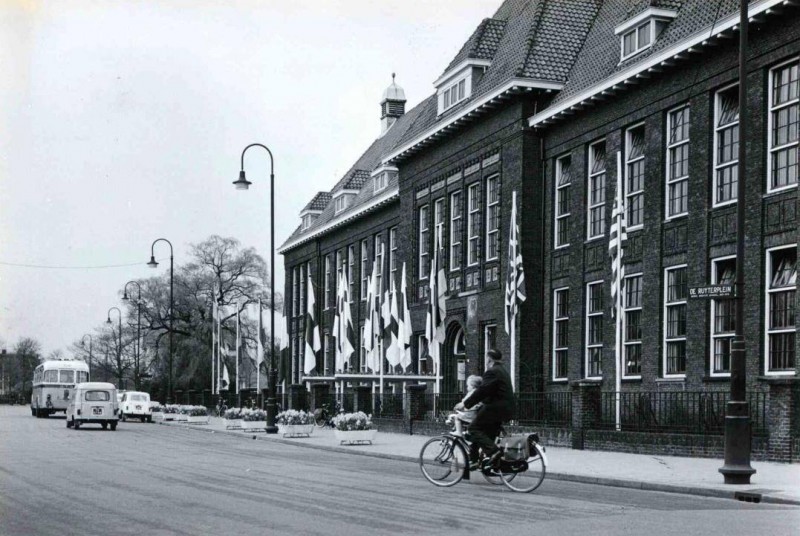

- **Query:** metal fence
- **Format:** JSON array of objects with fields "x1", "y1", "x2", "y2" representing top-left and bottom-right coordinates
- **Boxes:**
[
  {"x1": 516, "y1": 391, "x2": 572, "y2": 427},
  {"x1": 597, "y1": 391, "x2": 768, "y2": 435}
]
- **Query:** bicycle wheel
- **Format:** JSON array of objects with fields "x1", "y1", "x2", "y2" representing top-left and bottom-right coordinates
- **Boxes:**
[
  {"x1": 419, "y1": 436, "x2": 467, "y2": 487},
  {"x1": 499, "y1": 444, "x2": 546, "y2": 493}
]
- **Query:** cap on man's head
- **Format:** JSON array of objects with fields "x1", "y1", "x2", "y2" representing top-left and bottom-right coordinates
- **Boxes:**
[{"x1": 486, "y1": 348, "x2": 503, "y2": 361}]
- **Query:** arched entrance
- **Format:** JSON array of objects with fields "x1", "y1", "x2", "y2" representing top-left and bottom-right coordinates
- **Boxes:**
[{"x1": 442, "y1": 322, "x2": 465, "y2": 402}]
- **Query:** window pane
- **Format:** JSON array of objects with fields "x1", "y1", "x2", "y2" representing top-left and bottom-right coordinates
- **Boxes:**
[
  {"x1": 666, "y1": 341, "x2": 686, "y2": 375},
  {"x1": 625, "y1": 345, "x2": 641, "y2": 375},
  {"x1": 669, "y1": 107, "x2": 690, "y2": 144},
  {"x1": 718, "y1": 88, "x2": 739, "y2": 126},
  {"x1": 771, "y1": 249, "x2": 797, "y2": 288},
  {"x1": 769, "y1": 332, "x2": 796, "y2": 371},
  {"x1": 637, "y1": 24, "x2": 650, "y2": 47},
  {"x1": 59, "y1": 370, "x2": 75, "y2": 383},
  {"x1": 667, "y1": 305, "x2": 686, "y2": 338},
  {"x1": 667, "y1": 267, "x2": 687, "y2": 301},
  {"x1": 773, "y1": 61, "x2": 799, "y2": 107},
  {"x1": 770, "y1": 291, "x2": 796, "y2": 329}
]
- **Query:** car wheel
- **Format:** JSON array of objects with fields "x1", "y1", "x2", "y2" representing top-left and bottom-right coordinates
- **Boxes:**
[
  {"x1": 74, "y1": 420, "x2": 81, "y2": 429},
  {"x1": 110, "y1": 422, "x2": 117, "y2": 431},
  {"x1": 66, "y1": 418, "x2": 72, "y2": 428},
  {"x1": 101, "y1": 422, "x2": 108, "y2": 430}
]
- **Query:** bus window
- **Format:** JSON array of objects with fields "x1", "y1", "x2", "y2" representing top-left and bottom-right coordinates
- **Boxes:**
[
  {"x1": 76, "y1": 371, "x2": 89, "y2": 383},
  {"x1": 60, "y1": 370, "x2": 75, "y2": 383},
  {"x1": 44, "y1": 370, "x2": 58, "y2": 383},
  {"x1": 85, "y1": 391, "x2": 110, "y2": 402}
]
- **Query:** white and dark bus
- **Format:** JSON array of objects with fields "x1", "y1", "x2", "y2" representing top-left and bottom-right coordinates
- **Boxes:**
[{"x1": 31, "y1": 360, "x2": 90, "y2": 418}]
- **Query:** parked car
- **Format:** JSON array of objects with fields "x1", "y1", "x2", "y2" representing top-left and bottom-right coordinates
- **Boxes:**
[
  {"x1": 66, "y1": 382, "x2": 119, "y2": 430},
  {"x1": 119, "y1": 391, "x2": 152, "y2": 423}
]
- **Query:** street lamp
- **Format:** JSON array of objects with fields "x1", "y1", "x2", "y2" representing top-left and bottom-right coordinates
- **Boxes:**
[
  {"x1": 123, "y1": 281, "x2": 143, "y2": 390},
  {"x1": 235, "y1": 143, "x2": 278, "y2": 434},
  {"x1": 80, "y1": 334, "x2": 93, "y2": 380},
  {"x1": 107, "y1": 307, "x2": 122, "y2": 387},
  {"x1": 147, "y1": 239, "x2": 174, "y2": 404}
]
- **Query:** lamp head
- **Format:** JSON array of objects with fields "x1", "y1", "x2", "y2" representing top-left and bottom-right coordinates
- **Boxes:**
[
  {"x1": 106, "y1": 318, "x2": 112, "y2": 325},
  {"x1": 147, "y1": 256, "x2": 158, "y2": 268},
  {"x1": 122, "y1": 291, "x2": 129, "y2": 301},
  {"x1": 233, "y1": 170, "x2": 252, "y2": 190}
]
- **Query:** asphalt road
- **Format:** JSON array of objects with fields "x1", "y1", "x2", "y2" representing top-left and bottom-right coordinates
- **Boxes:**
[{"x1": 1, "y1": 406, "x2": 797, "y2": 536}]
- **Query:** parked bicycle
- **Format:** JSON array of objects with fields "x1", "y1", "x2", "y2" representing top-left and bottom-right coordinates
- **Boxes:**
[
  {"x1": 418, "y1": 411, "x2": 547, "y2": 493},
  {"x1": 313, "y1": 401, "x2": 342, "y2": 427}
]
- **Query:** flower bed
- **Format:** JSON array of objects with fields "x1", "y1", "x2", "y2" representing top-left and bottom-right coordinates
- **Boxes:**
[
  {"x1": 276, "y1": 409, "x2": 314, "y2": 437},
  {"x1": 332, "y1": 411, "x2": 376, "y2": 445},
  {"x1": 181, "y1": 405, "x2": 209, "y2": 424},
  {"x1": 162, "y1": 404, "x2": 180, "y2": 421},
  {"x1": 224, "y1": 408, "x2": 266, "y2": 431}
]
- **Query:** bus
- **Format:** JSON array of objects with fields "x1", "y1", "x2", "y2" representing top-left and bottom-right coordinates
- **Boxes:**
[{"x1": 31, "y1": 360, "x2": 90, "y2": 418}]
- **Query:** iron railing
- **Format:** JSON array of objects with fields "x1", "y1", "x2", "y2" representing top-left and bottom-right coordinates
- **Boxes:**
[{"x1": 516, "y1": 391, "x2": 572, "y2": 427}]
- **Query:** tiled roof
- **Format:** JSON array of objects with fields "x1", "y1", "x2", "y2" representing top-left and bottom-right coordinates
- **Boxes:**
[
  {"x1": 302, "y1": 192, "x2": 332, "y2": 213},
  {"x1": 550, "y1": 0, "x2": 741, "y2": 107},
  {"x1": 342, "y1": 169, "x2": 371, "y2": 190},
  {"x1": 441, "y1": 18, "x2": 508, "y2": 76}
]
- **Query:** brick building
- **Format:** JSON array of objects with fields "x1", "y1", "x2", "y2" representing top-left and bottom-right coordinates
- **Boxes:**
[{"x1": 280, "y1": 0, "x2": 797, "y2": 455}]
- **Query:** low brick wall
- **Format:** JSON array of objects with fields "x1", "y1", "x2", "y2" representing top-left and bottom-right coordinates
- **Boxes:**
[{"x1": 584, "y1": 430, "x2": 770, "y2": 460}]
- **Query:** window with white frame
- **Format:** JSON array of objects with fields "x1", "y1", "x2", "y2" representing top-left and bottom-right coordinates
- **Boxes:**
[
  {"x1": 666, "y1": 105, "x2": 690, "y2": 218},
  {"x1": 360, "y1": 325, "x2": 367, "y2": 373},
  {"x1": 418, "y1": 335, "x2": 430, "y2": 374},
  {"x1": 348, "y1": 245, "x2": 355, "y2": 296},
  {"x1": 553, "y1": 288, "x2": 569, "y2": 380},
  {"x1": 299, "y1": 264, "x2": 306, "y2": 314},
  {"x1": 585, "y1": 281, "x2": 603, "y2": 378},
  {"x1": 292, "y1": 266, "x2": 300, "y2": 317},
  {"x1": 484, "y1": 323, "x2": 497, "y2": 370},
  {"x1": 434, "y1": 198, "x2": 446, "y2": 251},
  {"x1": 555, "y1": 155, "x2": 572, "y2": 248},
  {"x1": 419, "y1": 204, "x2": 430, "y2": 279},
  {"x1": 390, "y1": 226, "x2": 398, "y2": 283},
  {"x1": 623, "y1": 274, "x2": 642, "y2": 376},
  {"x1": 664, "y1": 266, "x2": 687, "y2": 376},
  {"x1": 323, "y1": 333, "x2": 331, "y2": 375},
  {"x1": 374, "y1": 233, "x2": 385, "y2": 295},
  {"x1": 766, "y1": 246, "x2": 796, "y2": 374},
  {"x1": 334, "y1": 194, "x2": 353, "y2": 214},
  {"x1": 467, "y1": 183, "x2": 481, "y2": 266},
  {"x1": 324, "y1": 255, "x2": 332, "y2": 309},
  {"x1": 714, "y1": 84, "x2": 740, "y2": 206},
  {"x1": 301, "y1": 214, "x2": 314, "y2": 230},
  {"x1": 621, "y1": 21, "x2": 652, "y2": 59},
  {"x1": 485, "y1": 174, "x2": 500, "y2": 261},
  {"x1": 450, "y1": 191, "x2": 463, "y2": 271},
  {"x1": 711, "y1": 257, "x2": 736, "y2": 375},
  {"x1": 442, "y1": 78, "x2": 466, "y2": 112},
  {"x1": 374, "y1": 171, "x2": 389, "y2": 193},
  {"x1": 588, "y1": 141, "x2": 607, "y2": 239},
  {"x1": 361, "y1": 239, "x2": 369, "y2": 300},
  {"x1": 768, "y1": 59, "x2": 799, "y2": 192},
  {"x1": 625, "y1": 124, "x2": 645, "y2": 228}
]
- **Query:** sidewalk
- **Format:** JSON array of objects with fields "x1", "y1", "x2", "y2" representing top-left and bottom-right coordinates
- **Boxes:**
[{"x1": 162, "y1": 417, "x2": 800, "y2": 506}]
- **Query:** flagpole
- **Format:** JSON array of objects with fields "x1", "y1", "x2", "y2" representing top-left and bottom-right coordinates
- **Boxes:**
[
  {"x1": 510, "y1": 191, "x2": 517, "y2": 390},
  {"x1": 257, "y1": 299, "x2": 262, "y2": 394},
  {"x1": 615, "y1": 151, "x2": 623, "y2": 431},
  {"x1": 236, "y1": 301, "x2": 240, "y2": 397},
  {"x1": 211, "y1": 297, "x2": 216, "y2": 396}
]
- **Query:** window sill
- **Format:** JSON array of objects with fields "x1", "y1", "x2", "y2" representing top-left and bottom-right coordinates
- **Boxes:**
[
  {"x1": 763, "y1": 185, "x2": 798, "y2": 198},
  {"x1": 621, "y1": 377, "x2": 642, "y2": 383},
  {"x1": 656, "y1": 376, "x2": 685, "y2": 382},
  {"x1": 664, "y1": 214, "x2": 688, "y2": 224},
  {"x1": 703, "y1": 375, "x2": 731, "y2": 382}
]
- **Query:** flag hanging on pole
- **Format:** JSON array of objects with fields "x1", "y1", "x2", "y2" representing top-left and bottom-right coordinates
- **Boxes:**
[
  {"x1": 220, "y1": 362, "x2": 230, "y2": 391},
  {"x1": 363, "y1": 272, "x2": 374, "y2": 366},
  {"x1": 333, "y1": 271, "x2": 356, "y2": 372},
  {"x1": 397, "y1": 262, "x2": 413, "y2": 370},
  {"x1": 257, "y1": 299, "x2": 264, "y2": 392},
  {"x1": 504, "y1": 190, "x2": 526, "y2": 334},
  {"x1": 386, "y1": 275, "x2": 401, "y2": 367},
  {"x1": 277, "y1": 307, "x2": 291, "y2": 385},
  {"x1": 368, "y1": 259, "x2": 381, "y2": 373},
  {"x1": 304, "y1": 271, "x2": 321, "y2": 375},
  {"x1": 425, "y1": 228, "x2": 446, "y2": 370},
  {"x1": 610, "y1": 151, "x2": 628, "y2": 431}
]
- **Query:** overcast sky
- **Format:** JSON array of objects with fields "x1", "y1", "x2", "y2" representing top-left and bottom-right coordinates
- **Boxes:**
[{"x1": 0, "y1": 0, "x2": 499, "y2": 356}]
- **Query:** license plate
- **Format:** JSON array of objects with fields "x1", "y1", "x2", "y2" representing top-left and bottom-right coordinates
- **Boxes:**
[{"x1": 92, "y1": 407, "x2": 103, "y2": 415}]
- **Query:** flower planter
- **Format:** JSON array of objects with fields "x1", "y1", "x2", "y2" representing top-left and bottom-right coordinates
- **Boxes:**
[
  {"x1": 225, "y1": 419, "x2": 244, "y2": 430},
  {"x1": 187, "y1": 415, "x2": 209, "y2": 425},
  {"x1": 334, "y1": 429, "x2": 377, "y2": 445},
  {"x1": 175, "y1": 413, "x2": 188, "y2": 422},
  {"x1": 242, "y1": 420, "x2": 266, "y2": 432},
  {"x1": 152, "y1": 412, "x2": 165, "y2": 422},
  {"x1": 163, "y1": 413, "x2": 177, "y2": 421},
  {"x1": 278, "y1": 424, "x2": 314, "y2": 438}
]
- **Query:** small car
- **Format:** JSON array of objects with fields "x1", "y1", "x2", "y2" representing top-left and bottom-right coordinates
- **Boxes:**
[
  {"x1": 119, "y1": 391, "x2": 152, "y2": 423},
  {"x1": 67, "y1": 382, "x2": 119, "y2": 431}
]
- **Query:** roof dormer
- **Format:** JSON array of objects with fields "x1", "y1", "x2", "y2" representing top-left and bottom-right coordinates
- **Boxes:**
[
  {"x1": 434, "y1": 59, "x2": 491, "y2": 116},
  {"x1": 299, "y1": 191, "x2": 331, "y2": 231},
  {"x1": 332, "y1": 188, "x2": 358, "y2": 214},
  {"x1": 371, "y1": 164, "x2": 398, "y2": 194},
  {"x1": 615, "y1": 7, "x2": 677, "y2": 61}
]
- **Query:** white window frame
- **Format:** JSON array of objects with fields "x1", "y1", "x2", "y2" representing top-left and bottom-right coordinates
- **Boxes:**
[
  {"x1": 434, "y1": 198, "x2": 446, "y2": 251},
  {"x1": 334, "y1": 195, "x2": 350, "y2": 214},
  {"x1": 554, "y1": 155, "x2": 572, "y2": 249},
  {"x1": 483, "y1": 323, "x2": 497, "y2": 370},
  {"x1": 360, "y1": 239, "x2": 369, "y2": 301},
  {"x1": 665, "y1": 105, "x2": 690, "y2": 220},
  {"x1": 625, "y1": 123, "x2": 645, "y2": 230},
  {"x1": 663, "y1": 265, "x2": 688, "y2": 378},
  {"x1": 767, "y1": 57, "x2": 799, "y2": 194},
  {"x1": 348, "y1": 245, "x2": 355, "y2": 297},
  {"x1": 713, "y1": 83, "x2": 740, "y2": 208},
  {"x1": 374, "y1": 171, "x2": 388, "y2": 193},
  {"x1": 467, "y1": 183, "x2": 480, "y2": 266},
  {"x1": 374, "y1": 234, "x2": 384, "y2": 296},
  {"x1": 710, "y1": 255, "x2": 736, "y2": 377},
  {"x1": 323, "y1": 333, "x2": 331, "y2": 375},
  {"x1": 419, "y1": 204, "x2": 430, "y2": 279},
  {"x1": 441, "y1": 77, "x2": 467, "y2": 112},
  {"x1": 417, "y1": 334, "x2": 429, "y2": 375},
  {"x1": 360, "y1": 325, "x2": 367, "y2": 373},
  {"x1": 620, "y1": 21, "x2": 653, "y2": 60},
  {"x1": 622, "y1": 273, "x2": 643, "y2": 379},
  {"x1": 299, "y1": 263, "x2": 306, "y2": 314},
  {"x1": 301, "y1": 214, "x2": 313, "y2": 230},
  {"x1": 764, "y1": 245, "x2": 797, "y2": 376},
  {"x1": 292, "y1": 267, "x2": 299, "y2": 317},
  {"x1": 585, "y1": 281, "x2": 604, "y2": 380},
  {"x1": 450, "y1": 191, "x2": 462, "y2": 272},
  {"x1": 485, "y1": 174, "x2": 500, "y2": 262},
  {"x1": 552, "y1": 287, "x2": 569, "y2": 381},
  {"x1": 389, "y1": 226, "x2": 398, "y2": 283},
  {"x1": 587, "y1": 140, "x2": 607, "y2": 240},
  {"x1": 324, "y1": 255, "x2": 332, "y2": 309}
]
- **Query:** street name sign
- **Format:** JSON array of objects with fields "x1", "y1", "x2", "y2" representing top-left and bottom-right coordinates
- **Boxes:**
[{"x1": 688, "y1": 284, "x2": 734, "y2": 299}]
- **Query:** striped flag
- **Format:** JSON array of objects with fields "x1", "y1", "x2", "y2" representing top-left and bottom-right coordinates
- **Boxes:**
[
  {"x1": 220, "y1": 362, "x2": 230, "y2": 391},
  {"x1": 333, "y1": 271, "x2": 355, "y2": 371},
  {"x1": 397, "y1": 262, "x2": 413, "y2": 370},
  {"x1": 425, "y1": 228, "x2": 446, "y2": 368},
  {"x1": 386, "y1": 275, "x2": 401, "y2": 367},
  {"x1": 609, "y1": 152, "x2": 627, "y2": 320},
  {"x1": 504, "y1": 190, "x2": 527, "y2": 334},
  {"x1": 304, "y1": 271, "x2": 321, "y2": 374}
]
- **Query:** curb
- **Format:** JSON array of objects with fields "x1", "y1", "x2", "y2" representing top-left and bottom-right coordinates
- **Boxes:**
[{"x1": 160, "y1": 421, "x2": 800, "y2": 506}]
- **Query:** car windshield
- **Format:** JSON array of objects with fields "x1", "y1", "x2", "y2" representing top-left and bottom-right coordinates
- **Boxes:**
[
  {"x1": 131, "y1": 395, "x2": 147, "y2": 401},
  {"x1": 85, "y1": 391, "x2": 111, "y2": 402}
]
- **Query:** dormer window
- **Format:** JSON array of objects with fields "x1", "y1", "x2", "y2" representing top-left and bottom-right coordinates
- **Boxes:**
[
  {"x1": 371, "y1": 165, "x2": 398, "y2": 193},
  {"x1": 615, "y1": 7, "x2": 677, "y2": 61},
  {"x1": 434, "y1": 59, "x2": 489, "y2": 116},
  {"x1": 332, "y1": 189, "x2": 358, "y2": 214},
  {"x1": 443, "y1": 78, "x2": 466, "y2": 111},
  {"x1": 301, "y1": 214, "x2": 314, "y2": 230}
]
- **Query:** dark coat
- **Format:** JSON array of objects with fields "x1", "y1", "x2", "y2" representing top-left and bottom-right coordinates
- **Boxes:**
[{"x1": 462, "y1": 362, "x2": 515, "y2": 421}]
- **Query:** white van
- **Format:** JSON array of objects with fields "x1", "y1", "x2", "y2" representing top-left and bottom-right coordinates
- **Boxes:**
[
  {"x1": 67, "y1": 382, "x2": 119, "y2": 431},
  {"x1": 119, "y1": 391, "x2": 152, "y2": 422}
]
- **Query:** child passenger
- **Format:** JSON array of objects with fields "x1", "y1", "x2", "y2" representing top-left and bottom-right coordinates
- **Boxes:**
[{"x1": 457, "y1": 375, "x2": 484, "y2": 424}]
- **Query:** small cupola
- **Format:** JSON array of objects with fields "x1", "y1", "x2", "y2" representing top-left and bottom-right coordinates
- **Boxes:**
[{"x1": 380, "y1": 73, "x2": 406, "y2": 135}]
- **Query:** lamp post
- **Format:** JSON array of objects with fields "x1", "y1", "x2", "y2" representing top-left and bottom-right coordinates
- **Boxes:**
[
  {"x1": 80, "y1": 334, "x2": 93, "y2": 380},
  {"x1": 123, "y1": 281, "x2": 143, "y2": 390},
  {"x1": 106, "y1": 307, "x2": 122, "y2": 388},
  {"x1": 147, "y1": 239, "x2": 174, "y2": 404},
  {"x1": 234, "y1": 143, "x2": 278, "y2": 434}
]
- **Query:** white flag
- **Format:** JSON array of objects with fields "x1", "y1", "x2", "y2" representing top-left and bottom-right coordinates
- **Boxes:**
[{"x1": 304, "y1": 271, "x2": 321, "y2": 375}]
